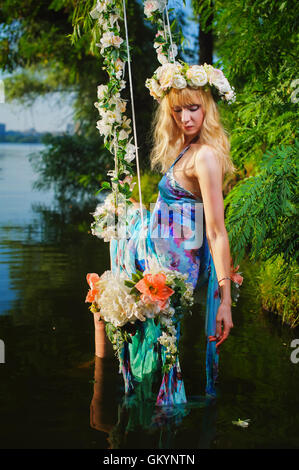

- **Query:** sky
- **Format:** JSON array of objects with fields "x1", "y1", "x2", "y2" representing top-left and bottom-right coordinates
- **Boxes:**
[{"x1": 0, "y1": 0, "x2": 197, "y2": 133}]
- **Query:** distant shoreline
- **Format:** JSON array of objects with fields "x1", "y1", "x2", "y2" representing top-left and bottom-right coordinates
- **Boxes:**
[
  {"x1": 0, "y1": 141, "x2": 44, "y2": 143},
  {"x1": 0, "y1": 136, "x2": 45, "y2": 144},
  {"x1": 0, "y1": 132, "x2": 70, "y2": 144},
  {"x1": 0, "y1": 141, "x2": 45, "y2": 146}
]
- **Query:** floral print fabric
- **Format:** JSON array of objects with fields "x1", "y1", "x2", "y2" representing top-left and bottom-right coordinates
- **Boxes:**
[{"x1": 110, "y1": 143, "x2": 221, "y2": 404}]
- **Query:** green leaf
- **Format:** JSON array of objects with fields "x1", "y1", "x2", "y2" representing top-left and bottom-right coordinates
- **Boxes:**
[
  {"x1": 170, "y1": 19, "x2": 177, "y2": 31},
  {"x1": 132, "y1": 272, "x2": 144, "y2": 282},
  {"x1": 124, "y1": 280, "x2": 136, "y2": 288},
  {"x1": 127, "y1": 335, "x2": 132, "y2": 344},
  {"x1": 129, "y1": 287, "x2": 140, "y2": 296}
]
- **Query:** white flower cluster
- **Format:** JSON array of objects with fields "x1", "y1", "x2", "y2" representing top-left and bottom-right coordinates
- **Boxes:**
[
  {"x1": 91, "y1": 174, "x2": 138, "y2": 241},
  {"x1": 89, "y1": 263, "x2": 195, "y2": 372},
  {"x1": 146, "y1": 62, "x2": 236, "y2": 103},
  {"x1": 97, "y1": 191, "x2": 127, "y2": 214},
  {"x1": 95, "y1": 89, "x2": 136, "y2": 162},
  {"x1": 93, "y1": 270, "x2": 162, "y2": 327},
  {"x1": 90, "y1": 0, "x2": 136, "y2": 163},
  {"x1": 91, "y1": 2, "x2": 123, "y2": 54},
  {"x1": 181, "y1": 285, "x2": 194, "y2": 308},
  {"x1": 158, "y1": 329, "x2": 178, "y2": 371},
  {"x1": 90, "y1": 0, "x2": 115, "y2": 18},
  {"x1": 91, "y1": 223, "x2": 116, "y2": 242},
  {"x1": 91, "y1": 192, "x2": 127, "y2": 241},
  {"x1": 162, "y1": 268, "x2": 194, "y2": 307},
  {"x1": 159, "y1": 314, "x2": 176, "y2": 335},
  {"x1": 97, "y1": 30, "x2": 123, "y2": 54},
  {"x1": 158, "y1": 331, "x2": 177, "y2": 352},
  {"x1": 144, "y1": 0, "x2": 167, "y2": 18},
  {"x1": 153, "y1": 29, "x2": 178, "y2": 65},
  {"x1": 143, "y1": 2, "x2": 179, "y2": 67}
]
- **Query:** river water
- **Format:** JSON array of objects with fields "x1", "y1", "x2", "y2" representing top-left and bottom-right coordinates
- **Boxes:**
[{"x1": 0, "y1": 143, "x2": 298, "y2": 449}]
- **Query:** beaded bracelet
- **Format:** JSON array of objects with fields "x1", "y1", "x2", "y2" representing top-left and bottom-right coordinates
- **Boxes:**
[{"x1": 218, "y1": 277, "x2": 231, "y2": 285}]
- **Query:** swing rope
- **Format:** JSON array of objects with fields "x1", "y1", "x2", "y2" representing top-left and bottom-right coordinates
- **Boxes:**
[
  {"x1": 113, "y1": 1, "x2": 175, "y2": 275},
  {"x1": 122, "y1": 0, "x2": 149, "y2": 272},
  {"x1": 165, "y1": 7, "x2": 175, "y2": 62},
  {"x1": 112, "y1": 130, "x2": 121, "y2": 276}
]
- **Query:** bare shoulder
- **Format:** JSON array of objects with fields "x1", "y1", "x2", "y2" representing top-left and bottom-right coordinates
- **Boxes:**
[
  {"x1": 193, "y1": 144, "x2": 218, "y2": 163},
  {"x1": 192, "y1": 144, "x2": 221, "y2": 176}
]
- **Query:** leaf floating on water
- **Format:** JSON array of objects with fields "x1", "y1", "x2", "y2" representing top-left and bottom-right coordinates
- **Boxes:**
[{"x1": 232, "y1": 418, "x2": 251, "y2": 428}]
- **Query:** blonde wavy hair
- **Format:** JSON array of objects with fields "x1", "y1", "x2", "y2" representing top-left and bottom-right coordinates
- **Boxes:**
[{"x1": 149, "y1": 86, "x2": 236, "y2": 176}]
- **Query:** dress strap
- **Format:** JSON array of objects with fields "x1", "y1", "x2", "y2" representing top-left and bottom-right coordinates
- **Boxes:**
[
  {"x1": 169, "y1": 134, "x2": 200, "y2": 169},
  {"x1": 170, "y1": 144, "x2": 190, "y2": 168}
]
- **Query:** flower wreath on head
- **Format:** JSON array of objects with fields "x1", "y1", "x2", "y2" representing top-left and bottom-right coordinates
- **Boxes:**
[{"x1": 145, "y1": 61, "x2": 236, "y2": 104}]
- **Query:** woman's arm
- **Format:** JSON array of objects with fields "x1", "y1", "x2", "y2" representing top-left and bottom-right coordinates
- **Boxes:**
[{"x1": 193, "y1": 144, "x2": 233, "y2": 347}]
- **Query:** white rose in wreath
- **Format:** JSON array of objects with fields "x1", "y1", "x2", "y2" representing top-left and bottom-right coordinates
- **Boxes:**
[
  {"x1": 173, "y1": 73, "x2": 187, "y2": 89},
  {"x1": 186, "y1": 65, "x2": 208, "y2": 87}
]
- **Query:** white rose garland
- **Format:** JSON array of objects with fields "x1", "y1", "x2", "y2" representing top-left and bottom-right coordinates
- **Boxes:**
[
  {"x1": 146, "y1": 62, "x2": 236, "y2": 103},
  {"x1": 143, "y1": 2, "x2": 236, "y2": 104},
  {"x1": 89, "y1": 0, "x2": 138, "y2": 236}
]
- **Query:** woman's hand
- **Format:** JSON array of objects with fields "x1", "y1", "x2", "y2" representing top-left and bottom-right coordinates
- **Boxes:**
[{"x1": 209, "y1": 301, "x2": 233, "y2": 348}]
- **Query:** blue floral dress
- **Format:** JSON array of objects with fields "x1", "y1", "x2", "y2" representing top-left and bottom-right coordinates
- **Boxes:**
[{"x1": 110, "y1": 141, "x2": 221, "y2": 406}]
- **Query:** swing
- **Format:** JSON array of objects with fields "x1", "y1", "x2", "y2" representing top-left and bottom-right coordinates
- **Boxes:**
[{"x1": 86, "y1": 0, "x2": 242, "y2": 408}]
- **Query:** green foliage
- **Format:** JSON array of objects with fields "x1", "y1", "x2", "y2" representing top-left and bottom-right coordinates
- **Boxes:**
[
  {"x1": 0, "y1": 0, "x2": 159, "y2": 201},
  {"x1": 130, "y1": 171, "x2": 161, "y2": 208},
  {"x1": 197, "y1": 0, "x2": 298, "y2": 171},
  {"x1": 0, "y1": 0, "x2": 75, "y2": 72},
  {"x1": 4, "y1": 70, "x2": 55, "y2": 104},
  {"x1": 224, "y1": 140, "x2": 299, "y2": 266},
  {"x1": 194, "y1": 0, "x2": 299, "y2": 323},
  {"x1": 257, "y1": 255, "x2": 299, "y2": 328},
  {"x1": 69, "y1": 0, "x2": 158, "y2": 152},
  {"x1": 196, "y1": 1, "x2": 298, "y2": 262},
  {"x1": 0, "y1": 0, "x2": 107, "y2": 138},
  {"x1": 223, "y1": 70, "x2": 298, "y2": 171},
  {"x1": 29, "y1": 133, "x2": 111, "y2": 200}
]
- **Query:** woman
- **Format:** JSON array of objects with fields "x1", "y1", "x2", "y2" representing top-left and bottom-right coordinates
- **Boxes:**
[
  {"x1": 110, "y1": 63, "x2": 239, "y2": 406},
  {"x1": 151, "y1": 84, "x2": 235, "y2": 348}
]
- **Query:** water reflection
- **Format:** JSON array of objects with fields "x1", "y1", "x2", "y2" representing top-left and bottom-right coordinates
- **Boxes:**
[
  {"x1": 1, "y1": 143, "x2": 299, "y2": 449},
  {"x1": 0, "y1": 200, "x2": 107, "y2": 316},
  {"x1": 0, "y1": 142, "x2": 107, "y2": 316},
  {"x1": 90, "y1": 318, "x2": 218, "y2": 449}
]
